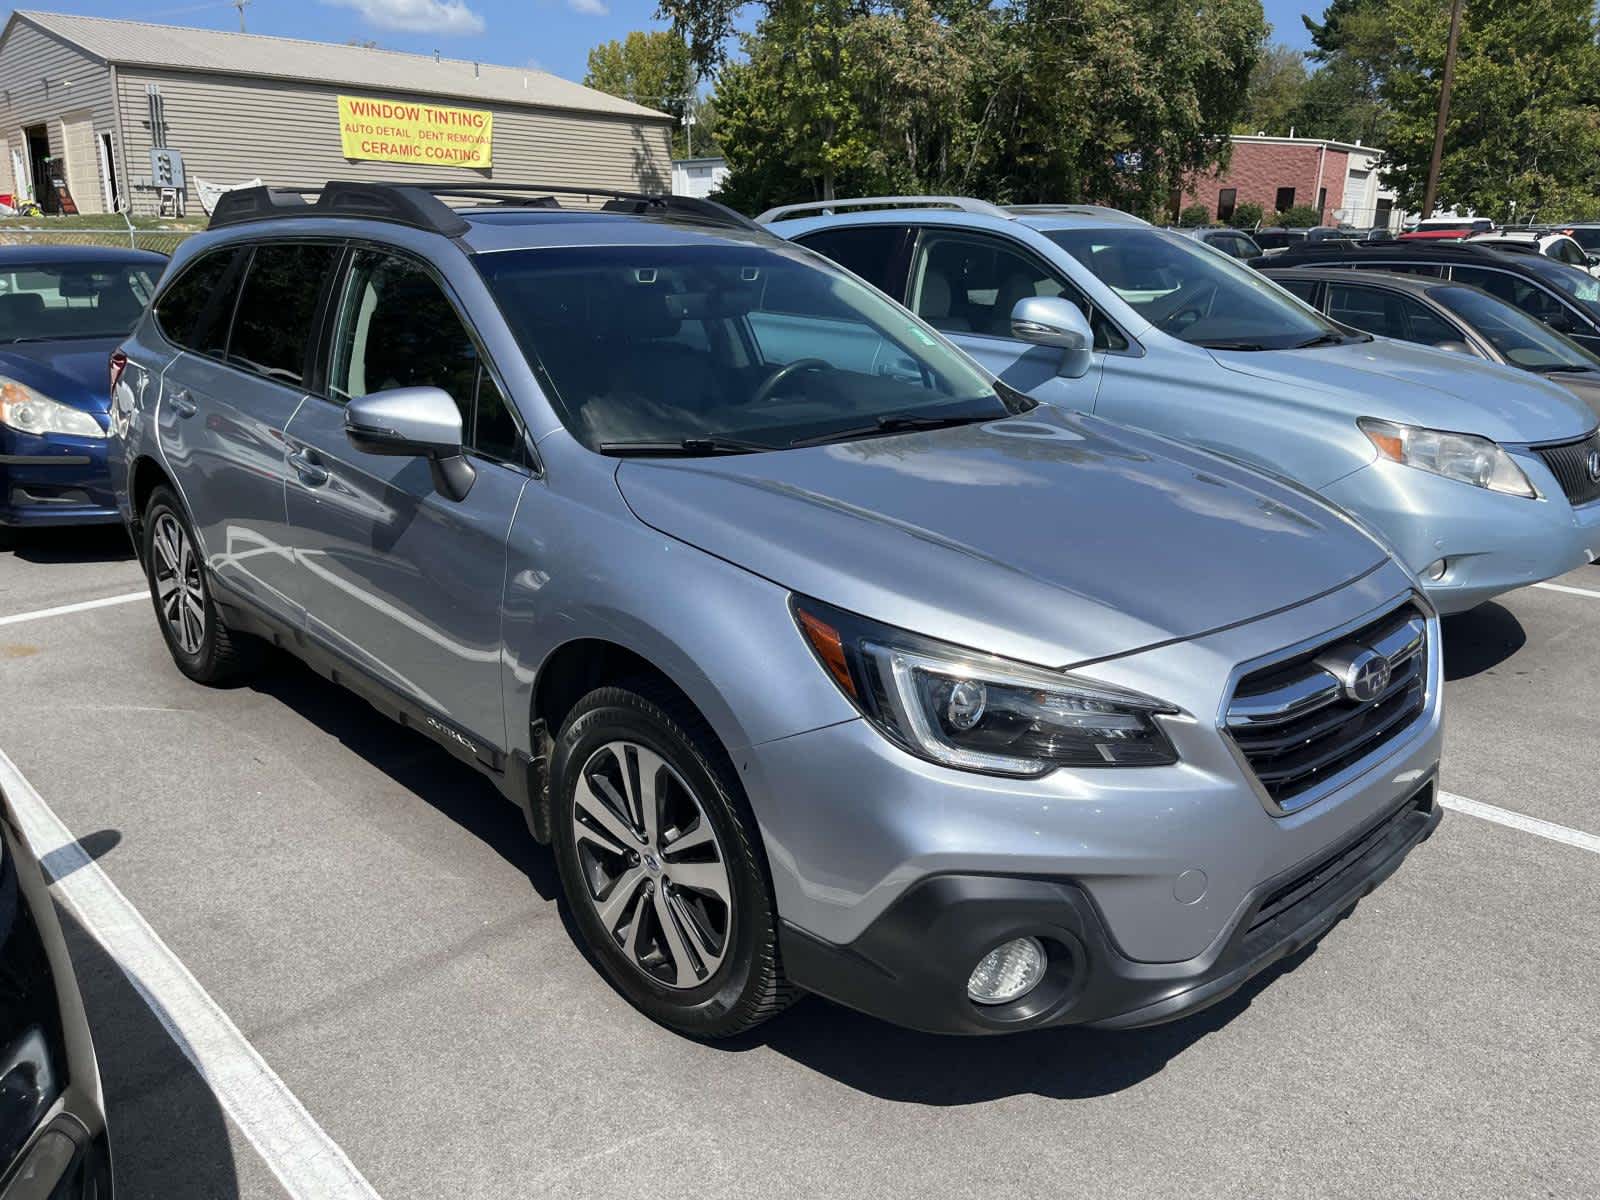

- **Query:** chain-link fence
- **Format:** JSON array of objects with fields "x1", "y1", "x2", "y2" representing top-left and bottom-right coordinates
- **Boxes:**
[{"x1": 0, "y1": 215, "x2": 200, "y2": 258}]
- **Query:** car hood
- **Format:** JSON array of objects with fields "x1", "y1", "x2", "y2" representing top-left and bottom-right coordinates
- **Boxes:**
[
  {"x1": 1546, "y1": 369, "x2": 1600, "y2": 422},
  {"x1": 615, "y1": 408, "x2": 1389, "y2": 667},
  {"x1": 0, "y1": 339, "x2": 119, "y2": 414},
  {"x1": 1208, "y1": 338, "x2": 1596, "y2": 445}
]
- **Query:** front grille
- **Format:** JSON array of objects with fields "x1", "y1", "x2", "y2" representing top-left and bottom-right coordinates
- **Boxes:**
[
  {"x1": 1225, "y1": 601, "x2": 1429, "y2": 811},
  {"x1": 1534, "y1": 430, "x2": 1600, "y2": 508}
]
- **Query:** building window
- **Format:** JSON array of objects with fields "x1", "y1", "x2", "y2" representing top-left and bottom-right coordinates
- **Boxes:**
[
  {"x1": 1217, "y1": 188, "x2": 1237, "y2": 222},
  {"x1": 1274, "y1": 187, "x2": 1296, "y2": 213},
  {"x1": 1317, "y1": 187, "x2": 1328, "y2": 219}
]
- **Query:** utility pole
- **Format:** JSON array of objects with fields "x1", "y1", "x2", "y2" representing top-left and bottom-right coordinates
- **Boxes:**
[
  {"x1": 1422, "y1": 0, "x2": 1464, "y2": 219},
  {"x1": 233, "y1": 0, "x2": 250, "y2": 32}
]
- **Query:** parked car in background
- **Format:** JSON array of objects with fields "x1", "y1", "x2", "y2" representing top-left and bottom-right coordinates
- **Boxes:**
[
  {"x1": 1171, "y1": 226, "x2": 1262, "y2": 260},
  {"x1": 112, "y1": 181, "x2": 1445, "y2": 1039},
  {"x1": 770, "y1": 197, "x2": 1600, "y2": 613},
  {"x1": 1264, "y1": 267, "x2": 1600, "y2": 417},
  {"x1": 1401, "y1": 217, "x2": 1493, "y2": 241},
  {"x1": 1257, "y1": 239, "x2": 1600, "y2": 356},
  {"x1": 1548, "y1": 223, "x2": 1600, "y2": 255},
  {"x1": 0, "y1": 778, "x2": 113, "y2": 1193},
  {"x1": 1468, "y1": 230, "x2": 1599, "y2": 276},
  {"x1": 0, "y1": 245, "x2": 165, "y2": 537},
  {"x1": 1250, "y1": 226, "x2": 1308, "y2": 256}
]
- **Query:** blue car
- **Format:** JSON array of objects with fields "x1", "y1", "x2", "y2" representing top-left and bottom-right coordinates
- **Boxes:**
[{"x1": 0, "y1": 244, "x2": 165, "y2": 531}]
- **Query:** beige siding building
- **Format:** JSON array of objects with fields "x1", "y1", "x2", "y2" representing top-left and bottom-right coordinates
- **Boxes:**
[{"x1": 0, "y1": 11, "x2": 674, "y2": 216}]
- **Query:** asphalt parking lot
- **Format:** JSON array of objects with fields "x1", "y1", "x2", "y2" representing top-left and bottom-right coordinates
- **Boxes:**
[{"x1": 1, "y1": 526, "x2": 1596, "y2": 1200}]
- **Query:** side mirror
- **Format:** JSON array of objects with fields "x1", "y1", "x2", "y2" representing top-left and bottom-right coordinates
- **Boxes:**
[
  {"x1": 1010, "y1": 295, "x2": 1094, "y2": 379},
  {"x1": 345, "y1": 386, "x2": 476, "y2": 502},
  {"x1": 1587, "y1": 253, "x2": 1600, "y2": 267},
  {"x1": 1431, "y1": 339, "x2": 1475, "y2": 356}
]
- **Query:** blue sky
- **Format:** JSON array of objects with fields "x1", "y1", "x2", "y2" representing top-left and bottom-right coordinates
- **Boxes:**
[{"x1": 18, "y1": 0, "x2": 1323, "y2": 84}]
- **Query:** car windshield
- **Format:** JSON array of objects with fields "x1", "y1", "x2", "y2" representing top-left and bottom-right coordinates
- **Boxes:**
[
  {"x1": 1044, "y1": 227, "x2": 1349, "y2": 350},
  {"x1": 1430, "y1": 285, "x2": 1600, "y2": 372},
  {"x1": 1514, "y1": 254, "x2": 1600, "y2": 322},
  {"x1": 474, "y1": 243, "x2": 1016, "y2": 452},
  {"x1": 0, "y1": 261, "x2": 158, "y2": 342}
]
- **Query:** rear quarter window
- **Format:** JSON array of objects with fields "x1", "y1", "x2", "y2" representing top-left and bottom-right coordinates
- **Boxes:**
[{"x1": 153, "y1": 247, "x2": 247, "y2": 357}]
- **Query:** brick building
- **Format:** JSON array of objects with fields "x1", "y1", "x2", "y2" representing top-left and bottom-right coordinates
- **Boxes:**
[{"x1": 1180, "y1": 135, "x2": 1400, "y2": 230}]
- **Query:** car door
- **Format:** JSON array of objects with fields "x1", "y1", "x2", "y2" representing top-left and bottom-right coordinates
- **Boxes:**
[
  {"x1": 903, "y1": 228, "x2": 1106, "y2": 406},
  {"x1": 282, "y1": 245, "x2": 532, "y2": 761},
  {"x1": 151, "y1": 242, "x2": 331, "y2": 625}
]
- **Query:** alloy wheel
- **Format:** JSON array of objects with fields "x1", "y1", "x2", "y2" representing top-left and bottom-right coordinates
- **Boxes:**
[
  {"x1": 571, "y1": 740, "x2": 733, "y2": 989},
  {"x1": 151, "y1": 512, "x2": 206, "y2": 655}
]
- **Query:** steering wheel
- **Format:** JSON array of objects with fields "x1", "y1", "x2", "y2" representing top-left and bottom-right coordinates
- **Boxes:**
[
  {"x1": 1152, "y1": 282, "x2": 1219, "y2": 332},
  {"x1": 753, "y1": 358, "x2": 830, "y2": 404}
]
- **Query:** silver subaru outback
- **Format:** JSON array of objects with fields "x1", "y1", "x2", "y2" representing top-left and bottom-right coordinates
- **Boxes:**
[{"x1": 109, "y1": 182, "x2": 1442, "y2": 1038}]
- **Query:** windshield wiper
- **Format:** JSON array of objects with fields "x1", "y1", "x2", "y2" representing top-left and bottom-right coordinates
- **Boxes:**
[
  {"x1": 597, "y1": 436, "x2": 776, "y2": 457},
  {"x1": 1293, "y1": 331, "x2": 1360, "y2": 348},
  {"x1": 789, "y1": 412, "x2": 994, "y2": 448},
  {"x1": 1195, "y1": 339, "x2": 1273, "y2": 351},
  {"x1": 1536, "y1": 363, "x2": 1596, "y2": 374}
]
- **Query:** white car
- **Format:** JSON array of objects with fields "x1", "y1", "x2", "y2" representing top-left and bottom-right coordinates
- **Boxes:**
[{"x1": 1470, "y1": 230, "x2": 1600, "y2": 277}]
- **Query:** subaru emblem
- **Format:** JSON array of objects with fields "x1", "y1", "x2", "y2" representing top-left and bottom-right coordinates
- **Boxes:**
[
  {"x1": 1587, "y1": 447, "x2": 1600, "y2": 483},
  {"x1": 1340, "y1": 649, "x2": 1391, "y2": 704}
]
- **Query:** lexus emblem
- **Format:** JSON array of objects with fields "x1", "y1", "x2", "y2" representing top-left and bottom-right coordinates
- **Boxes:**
[
  {"x1": 1341, "y1": 650, "x2": 1391, "y2": 704},
  {"x1": 1587, "y1": 447, "x2": 1600, "y2": 483}
]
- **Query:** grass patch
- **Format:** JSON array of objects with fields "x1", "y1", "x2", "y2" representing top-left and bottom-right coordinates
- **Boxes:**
[{"x1": 0, "y1": 213, "x2": 206, "y2": 231}]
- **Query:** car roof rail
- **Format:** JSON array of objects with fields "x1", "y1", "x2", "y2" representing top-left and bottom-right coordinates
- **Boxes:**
[
  {"x1": 754, "y1": 195, "x2": 1011, "y2": 224},
  {"x1": 1006, "y1": 204, "x2": 1150, "y2": 225},
  {"x1": 208, "y1": 180, "x2": 764, "y2": 236}
]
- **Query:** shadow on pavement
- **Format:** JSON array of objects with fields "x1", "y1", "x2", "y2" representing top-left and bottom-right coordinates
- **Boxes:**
[
  {"x1": 736, "y1": 936, "x2": 1328, "y2": 1103},
  {"x1": 247, "y1": 656, "x2": 561, "y2": 902},
  {"x1": 1441, "y1": 602, "x2": 1526, "y2": 681},
  {"x1": 3, "y1": 526, "x2": 134, "y2": 565},
  {"x1": 55, "y1": 904, "x2": 242, "y2": 1199}
]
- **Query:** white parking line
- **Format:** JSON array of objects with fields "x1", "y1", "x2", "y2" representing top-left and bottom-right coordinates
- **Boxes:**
[
  {"x1": 1440, "y1": 790, "x2": 1600, "y2": 855},
  {"x1": 0, "y1": 748, "x2": 383, "y2": 1200},
  {"x1": 1534, "y1": 580, "x2": 1600, "y2": 601},
  {"x1": 0, "y1": 591, "x2": 148, "y2": 627}
]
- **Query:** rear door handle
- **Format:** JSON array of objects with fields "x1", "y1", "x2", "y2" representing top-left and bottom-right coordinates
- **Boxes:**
[
  {"x1": 286, "y1": 448, "x2": 330, "y2": 488},
  {"x1": 169, "y1": 390, "x2": 197, "y2": 418}
]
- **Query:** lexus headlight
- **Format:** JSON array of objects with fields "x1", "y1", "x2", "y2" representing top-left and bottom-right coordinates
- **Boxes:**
[
  {"x1": 0, "y1": 378, "x2": 104, "y2": 439},
  {"x1": 793, "y1": 598, "x2": 1180, "y2": 776},
  {"x1": 1359, "y1": 418, "x2": 1534, "y2": 497}
]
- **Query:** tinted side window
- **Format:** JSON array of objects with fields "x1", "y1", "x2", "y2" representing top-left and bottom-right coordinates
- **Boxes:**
[
  {"x1": 1396, "y1": 296, "x2": 1464, "y2": 345},
  {"x1": 910, "y1": 231, "x2": 1127, "y2": 350},
  {"x1": 1328, "y1": 283, "x2": 1406, "y2": 338},
  {"x1": 1275, "y1": 276, "x2": 1320, "y2": 303},
  {"x1": 797, "y1": 226, "x2": 913, "y2": 299},
  {"x1": 154, "y1": 248, "x2": 246, "y2": 356},
  {"x1": 1450, "y1": 266, "x2": 1568, "y2": 325},
  {"x1": 229, "y1": 243, "x2": 341, "y2": 386},
  {"x1": 331, "y1": 249, "x2": 517, "y2": 460}
]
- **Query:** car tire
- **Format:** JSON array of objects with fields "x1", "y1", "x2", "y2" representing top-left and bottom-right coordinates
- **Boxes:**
[
  {"x1": 550, "y1": 682, "x2": 796, "y2": 1039},
  {"x1": 142, "y1": 486, "x2": 260, "y2": 684}
]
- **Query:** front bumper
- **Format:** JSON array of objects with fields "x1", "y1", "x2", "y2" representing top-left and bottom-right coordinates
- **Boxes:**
[
  {"x1": 1324, "y1": 457, "x2": 1600, "y2": 614},
  {"x1": 781, "y1": 781, "x2": 1440, "y2": 1034},
  {"x1": 0, "y1": 428, "x2": 118, "y2": 528}
]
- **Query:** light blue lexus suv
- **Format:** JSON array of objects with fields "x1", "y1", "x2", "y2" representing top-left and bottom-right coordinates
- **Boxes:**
[{"x1": 767, "y1": 198, "x2": 1600, "y2": 613}]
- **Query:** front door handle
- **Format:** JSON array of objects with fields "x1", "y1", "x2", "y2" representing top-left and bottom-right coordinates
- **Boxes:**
[
  {"x1": 286, "y1": 448, "x2": 330, "y2": 488},
  {"x1": 169, "y1": 390, "x2": 197, "y2": 418}
]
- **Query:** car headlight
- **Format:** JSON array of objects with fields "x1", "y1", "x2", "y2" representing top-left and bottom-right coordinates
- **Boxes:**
[
  {"x1": 0, "y1": 378, "x2": 105, "y2": 439},
  {"x1": 793, "y1": 597, "x2": 1180, "y2": 776},
  {"x1": 1358, "y1": 417, "x2": 1534, "y2": 497}
]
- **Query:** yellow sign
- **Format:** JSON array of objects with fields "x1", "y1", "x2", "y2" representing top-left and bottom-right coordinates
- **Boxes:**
[{"x1": 338, "y1": 95, "x2": 493, "y2": 168}]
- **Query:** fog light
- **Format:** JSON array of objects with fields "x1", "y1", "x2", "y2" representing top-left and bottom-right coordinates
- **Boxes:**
[
  {"x1": 967, "y1": 937, "x2": 1046, "y2": 1005},
  {"x1": 1424, "y1": 558, "x2": 1448, "y2": 581}
]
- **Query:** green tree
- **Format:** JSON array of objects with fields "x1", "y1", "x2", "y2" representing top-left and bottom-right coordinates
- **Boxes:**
[
  {"x1": 673, "y1": 0, "x2": 1265, "y2": 215},
  {"x1": 1179, "y1": 202, "x2": 1212, "y2": 226},
  {"x1": 585, "y1": 30, "x2": 705, "y2": 157},
  {"x1": 1379, "y1": 0, "x2": 1600, "y2": 218},
  {"x1": 1235, "y1": 42, "x2": 1309, "y2": 135},
  {"x1": 1287, "y1": 0, "x2": 1394, "y2": 144}
]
